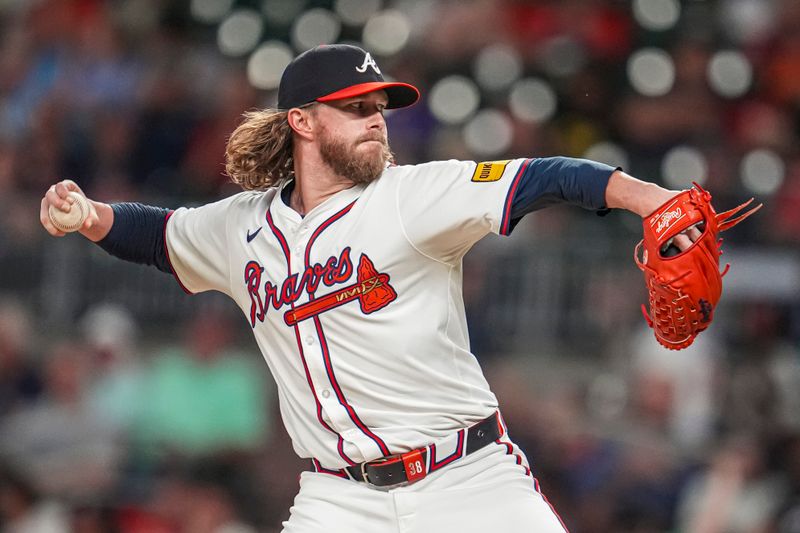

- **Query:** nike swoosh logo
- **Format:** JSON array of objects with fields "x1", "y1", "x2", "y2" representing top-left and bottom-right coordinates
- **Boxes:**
[{"x1": 246, "y1": 227, "x2": 262, "y2": 243}]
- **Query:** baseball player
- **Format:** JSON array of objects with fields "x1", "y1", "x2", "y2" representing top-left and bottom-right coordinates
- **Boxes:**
[{"x1": 41, "y1": 44, "x2": 689, "y2": 532}]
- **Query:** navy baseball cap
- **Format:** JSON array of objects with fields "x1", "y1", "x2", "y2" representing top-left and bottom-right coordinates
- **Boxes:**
[{"x1": 278, "y1": 44, "x2": 420, "y2": 110}]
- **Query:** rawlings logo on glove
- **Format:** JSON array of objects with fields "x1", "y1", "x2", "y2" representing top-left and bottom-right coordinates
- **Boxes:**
[
  {"x1": 635, "y1": 183, "x2": 762, "y2": 350},
  {"x1": 655, "y1": 207, "x2": 683, "y2": 234}
]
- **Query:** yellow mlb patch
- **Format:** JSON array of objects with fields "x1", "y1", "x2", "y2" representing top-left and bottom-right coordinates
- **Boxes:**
[{"x1": 471, "y1": 160, "x2": 511, "y2": 182}]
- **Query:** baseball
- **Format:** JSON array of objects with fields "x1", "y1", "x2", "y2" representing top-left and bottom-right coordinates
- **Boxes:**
[{"x1": 48, "y1": 191, "x2": 89, "y2": 233}]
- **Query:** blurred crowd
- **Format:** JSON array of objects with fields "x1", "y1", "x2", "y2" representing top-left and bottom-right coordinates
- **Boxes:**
[
  {"x1": 0, "y1": 299, "x2": 302, "y2": 532},
  {"x1": 1, "y1": 0, "x2": 799, "y2": 531}
]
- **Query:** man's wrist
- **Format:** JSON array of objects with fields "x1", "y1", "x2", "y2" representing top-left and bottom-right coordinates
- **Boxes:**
[
  {"x1": 80, "y1": 200, "x2": 114, "y2": 242},
  {"x1": 605, "y1": 170, "x2": 679, "y2": 218}
]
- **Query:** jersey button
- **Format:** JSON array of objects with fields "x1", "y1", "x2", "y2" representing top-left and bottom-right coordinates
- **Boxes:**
[
  {"x1": 321, "y1": 389, "x2": 330, "y2": 398},
  {"x1": 305, "y1": 335, "x2": 315, "y2": 345},
  {"x1": 294, "y1": 245, "x2": 302, "y2": 254}
]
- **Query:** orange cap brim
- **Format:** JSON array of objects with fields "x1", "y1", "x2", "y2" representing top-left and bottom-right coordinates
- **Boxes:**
[{"x1": 316, "y1": 81, "x2": 420, "y2": 109}]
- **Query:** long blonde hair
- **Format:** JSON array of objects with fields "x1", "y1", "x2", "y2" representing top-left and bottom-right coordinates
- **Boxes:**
[{"x1": 225, "y1": 109, "x2": 294, "y2": 190}]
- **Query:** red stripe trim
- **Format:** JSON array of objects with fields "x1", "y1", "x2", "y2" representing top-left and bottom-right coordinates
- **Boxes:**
[
  {"x1": 311, "y1": 458, "x2": 348, "y2": 478},
  {"x1": 495, "y1": 437, "x2": 568, "y2": 532},
  {"x1": 267, "y1": 209, "x2": 356, "y2": 466},
  {"x1": 429, "y1": 429, "x2": 466, "y2": 472},
  {"x1": 313, "y1": 316, "x2": 391, "y2": 456},
  {"x1": 290, "y1": 320, "x2": 356, "y2": 464},
  {"x1": 497, "y1": 439, "x2": 527, "y2": 474},
  {"x1": 303, "y1": 201, "x2": 356, "y2": 285},
  {"x1": 533, "y1": 476, "x2": 569, "y2": 532},
  {"x1": 500, "y1": 159, "x2": 532, "y2": 236},
  {"x1": 301, "y1": 200, "x2": 391, "y2": 457},
  {"x1": 163, "y1": 211, "x2": 193, "y2": 294}
]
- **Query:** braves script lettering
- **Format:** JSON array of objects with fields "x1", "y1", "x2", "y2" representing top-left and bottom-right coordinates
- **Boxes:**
[
  {"x1": 656, "y1": 208, "x2": 682, "y2": 234},
  {"x1": 244, "y1": 247, "x2": 353, "y2": 327}
]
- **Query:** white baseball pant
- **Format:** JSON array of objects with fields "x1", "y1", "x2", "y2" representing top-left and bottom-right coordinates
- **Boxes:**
[{"x1": 282, "y1": 436, "x2": 568, "y2": 533}]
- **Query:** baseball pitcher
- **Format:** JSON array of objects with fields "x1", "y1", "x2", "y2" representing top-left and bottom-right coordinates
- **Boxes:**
[{"x1": 41, "y1": 45, "x2": 753, "y2": 532}]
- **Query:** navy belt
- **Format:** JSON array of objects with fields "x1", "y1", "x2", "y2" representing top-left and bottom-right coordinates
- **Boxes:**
[{"x1": 341, "y1": 412, "x2": 503, "y2": 488}]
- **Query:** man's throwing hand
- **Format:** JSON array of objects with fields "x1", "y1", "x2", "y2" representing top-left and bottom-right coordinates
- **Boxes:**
[{"x1": 40, "y1": 180, "x2": 99, "y2": 237}]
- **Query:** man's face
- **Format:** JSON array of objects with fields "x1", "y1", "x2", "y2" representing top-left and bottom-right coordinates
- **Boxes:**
[{"x1": 312, "y1": 91, "x2": 393, "y2": 185}]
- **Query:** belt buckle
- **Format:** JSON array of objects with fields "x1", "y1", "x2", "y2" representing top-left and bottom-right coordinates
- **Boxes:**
[
  {"x1": 359, "y1": 460, "x2": 373, "y2": 485},
  {"x1": 360, "y1": 455, "x2": 405, "y2": 489},
  {"x1": 359, "y1": 455, "x2": 397, "y2": 487}
]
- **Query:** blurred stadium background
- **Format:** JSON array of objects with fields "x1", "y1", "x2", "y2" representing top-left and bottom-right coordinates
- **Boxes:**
[{"x1": 1, "y1": 0, "x2": 799, "y2": 531}]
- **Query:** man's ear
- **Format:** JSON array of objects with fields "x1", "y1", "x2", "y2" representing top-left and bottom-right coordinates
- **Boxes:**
[{"x1": 287, "y1": 107, "x2": 315, "y2": 141}]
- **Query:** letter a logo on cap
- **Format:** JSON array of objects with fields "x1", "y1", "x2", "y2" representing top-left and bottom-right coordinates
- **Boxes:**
[{"x1": 356, "y1": 52, "x2": 381, "y2": 75}]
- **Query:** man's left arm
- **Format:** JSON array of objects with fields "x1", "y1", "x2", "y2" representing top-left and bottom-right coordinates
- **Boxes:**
[
  {"x1": 509, "y1": 157, "x2": 677, "y2": 220},
  {"x1": 508, "y1": 157, "x2": 692, "y2": 246}
]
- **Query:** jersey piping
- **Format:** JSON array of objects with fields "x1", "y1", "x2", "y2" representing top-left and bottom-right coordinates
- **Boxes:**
[
  {"x1": 500, "y1": 158, "x2": 533, "y2": 235},
  {"x1": 266, "y1": 207, "x2": 357, "y2": 465},
  {"x1": 303, "y1": 200, "x2": 392, "y2": 458},
  {"x1": 163, "y1": 211, "x2": 193, "y2": 295}
]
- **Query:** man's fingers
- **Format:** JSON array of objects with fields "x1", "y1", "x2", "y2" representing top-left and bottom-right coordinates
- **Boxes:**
[
  {"x1": 673, "y1": 233, "x2": 693, "y2": 251},
  {"x1": 47, "y1": 190, "x2": 70, "y2": 212},
  {"x1": 39, "y1": 197, "x2": 66, "y2": 237},
  {"x1": 669, "y1": 223, "x2": 704, "y2": 252},
  {"x1": 54, "y1": 181, "x2": 74, "y2": 200},
  {"x1": 55, "y1": 179, "x2": 82, "y2": 194},
  {"x1": 686, "y1": 225, "x2": 703, "y2": 242},
  {"x1": 46, "y1": 184, "x2": 71, "y2": 211}
]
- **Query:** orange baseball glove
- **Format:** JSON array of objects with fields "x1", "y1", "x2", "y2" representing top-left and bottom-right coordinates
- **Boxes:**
[{"x1": 635, "y1": 183, "x2": 762, "y2": 350}]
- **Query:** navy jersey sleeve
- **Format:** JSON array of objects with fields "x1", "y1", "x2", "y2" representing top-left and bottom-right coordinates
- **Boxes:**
[
  {"x1": 95, "y1": 203, "x2": 172, "y2": 273},
  {"x1": 506, "y1": 157, "x2": 615, "y2": 232}
]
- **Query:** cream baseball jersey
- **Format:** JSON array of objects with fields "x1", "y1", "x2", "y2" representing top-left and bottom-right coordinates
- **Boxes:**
[{"x1": 165, "y1": 158, "x2": 531, "y2": 468}]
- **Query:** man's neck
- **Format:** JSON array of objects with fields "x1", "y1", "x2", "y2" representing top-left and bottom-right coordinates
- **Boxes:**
[{"x1": 289, "y1": 155, "x2": 356, "y2": 216}]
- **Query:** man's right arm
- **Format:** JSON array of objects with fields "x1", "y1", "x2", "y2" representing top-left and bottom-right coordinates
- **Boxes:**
[{"x1": 40, "y1": 180, "x2": 172, "y2": 273}]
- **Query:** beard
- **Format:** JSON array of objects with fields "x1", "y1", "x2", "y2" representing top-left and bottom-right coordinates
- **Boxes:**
[{"x1": 318, "y1": 126, "x2": 394, "y2": 185}]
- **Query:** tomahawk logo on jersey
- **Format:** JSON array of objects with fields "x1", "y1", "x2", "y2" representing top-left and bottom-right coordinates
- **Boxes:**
[{"x1": 243, "y1": 249, "x2": 397, "y2": 328}]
